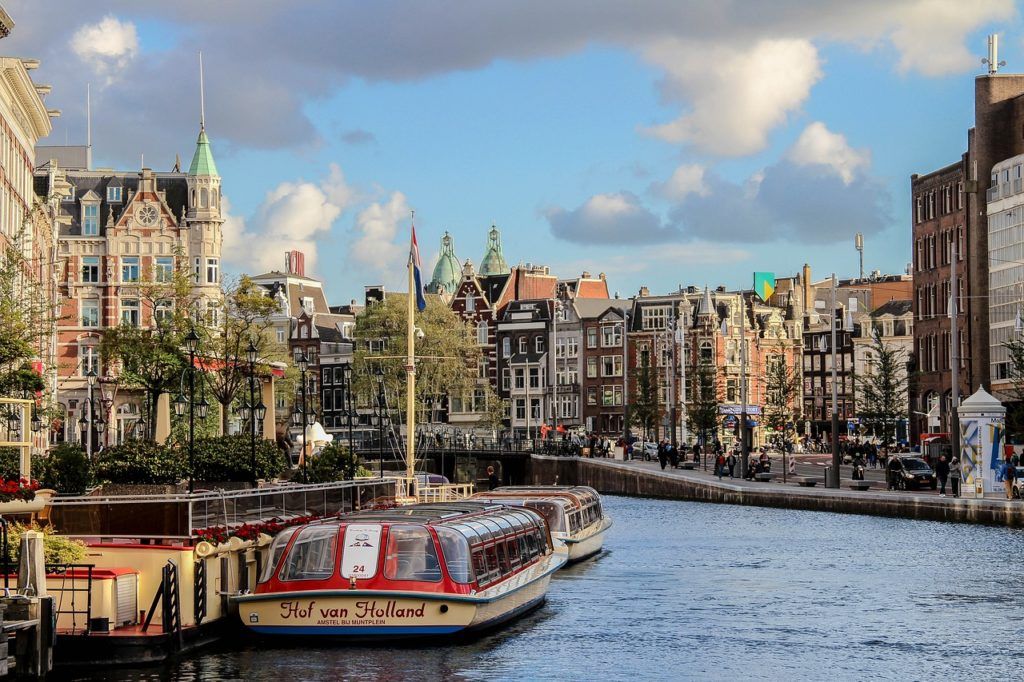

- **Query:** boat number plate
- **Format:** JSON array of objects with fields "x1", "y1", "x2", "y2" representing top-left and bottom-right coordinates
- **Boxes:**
[{"x1": 341, "y1": 524, "x2": 382, "y2": 579}]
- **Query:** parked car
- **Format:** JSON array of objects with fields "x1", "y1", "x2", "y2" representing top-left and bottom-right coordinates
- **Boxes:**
[
  {"x1": 631, "y1": 441, "x2": 658, "y2": 461},
  {"x1": 1011, "y1": 467, "x2": 1024, "y2": 498},
  {"x1": 891, "y1": 457, "x2": 937, "y2": 490}
]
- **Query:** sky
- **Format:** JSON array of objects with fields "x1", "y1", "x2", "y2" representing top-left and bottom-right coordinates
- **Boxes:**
[{"x1": 5, "y1": 0, "x2": 1022, "y2": 302}]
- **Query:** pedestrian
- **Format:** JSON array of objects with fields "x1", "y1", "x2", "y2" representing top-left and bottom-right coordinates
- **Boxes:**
[
  {"x1": 1004, "y1": 457, "x2": 1016, "y2": 500},
  {"x1": 715, "y1": 452, "x2": 726, "y2": 480},
  {"x1": 726, "y1": 451, "x2": 737, "y2": 478},
  {"x1": 658, "y1": 441, "x2": 668, "y2": 470},
  {"x1": 950, "y1": 457, "x2": 961, "y2": 498},
  {"x1": 487, "y1": 465, "x2": 500, "y2": 490},
  {"x1": 693, "y1": 443, "x2": 701, "y2": 465},
  {"x1": 669, "y1": 443, "x2": 679, "y2": 468},
  {"x1": 935, "y1": 455, "x2": 950, "y2": 497}
]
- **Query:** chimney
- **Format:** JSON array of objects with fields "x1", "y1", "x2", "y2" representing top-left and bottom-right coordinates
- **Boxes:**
[
  {"x1": 286, "y1": 251, "x2": 306, "y2": 277},
  {"x1": 802, "y1": 263, "x2": 811, "y2": 314},
  {"x1": 639, "y1": 286, "x2": 650, "y2": 297},
  {"x1": 599, "y1": 272, "x2": 606, "y2": 280},
  {"x1": 582, "y1": 271, "x2": 590, "y2": 279}
]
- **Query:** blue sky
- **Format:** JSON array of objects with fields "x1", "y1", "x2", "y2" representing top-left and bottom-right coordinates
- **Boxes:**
[{"x1": 7, "y1": 0, "x2": 1022, "y2": 302}]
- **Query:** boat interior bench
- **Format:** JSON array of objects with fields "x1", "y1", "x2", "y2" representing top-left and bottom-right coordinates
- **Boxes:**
[
  {"x1": 848, "y1": 481, "x2": 872, "y2": 491},
  {"x1": 793, "y1": 477, "x2": 818, "y2": 487},
  {"x1": 754, "y1": 473, "x2": 775, "y2": 482}
]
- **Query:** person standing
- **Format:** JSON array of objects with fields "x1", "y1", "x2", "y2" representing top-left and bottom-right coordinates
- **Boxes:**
[
  {"x1": 487, "y1": 465, "x2": 500, "y2": 490},
  {"x1": 693, "y1": 442, "x2": 701, "y2": 465},
  {"x1": 949, "y1": 456, "x2": 961, "y2": 498},
  {"x1": 715, "y1": 452, "x2": 726, "y2": 480},
  {"x1": 935, "y1": 455, "x2": 950, "y2": 497},
  {"x1": 1004, "y1": 457, "x2": 1016, "y2": 500},
  {"x1": 657, "y1": 441, "x2": 668, "y2": 470},
  {"x1": 726, "y1": 450, "x2": 737, "y2": 478}
]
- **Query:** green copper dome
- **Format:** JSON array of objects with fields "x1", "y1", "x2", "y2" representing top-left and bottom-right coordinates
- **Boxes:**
[
  {"x1": 188, "y1": 127, "x2": 219, "y2": 177},
  {"x1": 427, "y1": 231, "x2": 461, "y2": 295},
  {"x1": 480, "y1": 224, "x2": 510, "y2": 276}
]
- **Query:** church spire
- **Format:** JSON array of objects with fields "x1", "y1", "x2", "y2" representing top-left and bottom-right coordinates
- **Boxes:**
[
  {"x1": 480, "y1": 223, "x2": 510, "y2": 276},
  {"x1": 189, "y1": 52, "x2": 218, "y2": 177}
]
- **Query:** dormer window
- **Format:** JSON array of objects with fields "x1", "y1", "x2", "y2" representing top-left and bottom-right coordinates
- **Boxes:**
[
  {"x1": 82, "y1": 203, "x2": 99, "y2": 236},
  {"x1": 107, "y1": 186, "x2": 122, "y2": 202},
  {"x1": 64, "y1": 186, "x2": 76, "y2": 202}
]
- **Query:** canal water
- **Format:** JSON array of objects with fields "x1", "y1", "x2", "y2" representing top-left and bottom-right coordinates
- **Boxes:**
[{"x1": 67, "y1": 496, "x2": 1024, "y2": 681}]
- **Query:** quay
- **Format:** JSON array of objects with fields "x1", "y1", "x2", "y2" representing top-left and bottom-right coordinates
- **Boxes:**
[{"x1": 526, "y1": 454, "x2": 1024, "y2": 527}]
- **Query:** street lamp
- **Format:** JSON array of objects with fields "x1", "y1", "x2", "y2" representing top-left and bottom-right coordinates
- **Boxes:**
[
  {"x1": 180, "y1": 327, "x2": 202, "y2": 493},
  {"x1": 374, "y1": 365, "x2": 387, "y2": 479},
  {"x1": 340, "y1": 363, "x2": 355, "y2": 459},
  {"x1": 85, "y1": 368, "x2": 97, "y2": 458},
  {"x1": 294, "y1": 351, "x2": 312, "y2": 482},
  {"x1": 244, "y1": 339, "x2": 260, "y2": 484}
]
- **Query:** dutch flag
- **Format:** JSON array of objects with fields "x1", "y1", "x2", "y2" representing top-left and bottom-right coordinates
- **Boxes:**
[{"x1": 410, "y1": 225, "x2": 427, "y2": 312}]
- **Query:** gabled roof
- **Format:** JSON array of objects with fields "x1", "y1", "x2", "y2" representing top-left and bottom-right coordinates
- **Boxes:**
[{"x1": 871, "y1": 299, "x2": 912, "y2": 318}]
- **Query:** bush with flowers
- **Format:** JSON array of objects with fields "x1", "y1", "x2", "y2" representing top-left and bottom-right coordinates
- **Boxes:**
[
  {"x1": 0, "y1": 477, "x2": 40, "y2": 503},
  {"x1": 192, "y1": 513, "x2": 323, "y2": 547}
]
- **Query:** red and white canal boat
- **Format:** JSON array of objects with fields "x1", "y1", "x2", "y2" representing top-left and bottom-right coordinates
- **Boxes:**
[{"x1": 233, "y1": 501, "x2": 566, "y2": 638}]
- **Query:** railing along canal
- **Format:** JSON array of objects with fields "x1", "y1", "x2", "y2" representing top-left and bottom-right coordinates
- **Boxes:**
[{"x1": 46, "y1": 479, "x2": 398, "y2": 540}]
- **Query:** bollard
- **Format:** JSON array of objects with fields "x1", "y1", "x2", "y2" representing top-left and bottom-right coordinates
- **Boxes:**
[
  {"x1": 17, "y1": 531, "x2": 46, "y2": 598},
  {"x1": 824, "y1": 466, "x2": 832, "y2": 488}
]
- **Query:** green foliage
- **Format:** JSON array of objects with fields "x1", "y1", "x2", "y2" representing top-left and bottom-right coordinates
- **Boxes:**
[
  {"x1": 630, "y1": 351, "x2": 661, "y2": 439},
  {"x1": 4, "y1": 523, "x2": 87, "y2": 567},
  {"x1": 352, "y1": 295, "x2": 482, "y2": 428},
  {"x1": 191, "y1": 435, "x2": 285, "y2": 482},
  {"x1": 41, "y1": 443, "x2": 91, "y2": 495},
  {"x1": 0, "y1": 446, "x2": 45, "y2": 482},
  {"x1": 687, "y1": 361, "x2": 720, "y2": 444},
  {"x1": 94, "y1": 440, "x2": 185, "y2": 485},
  {"x1": 307, "y1": 442, "x2": 361, "y2": 483},
  {"x1": 855, "y1": 327, "x2": 908, "y2": 445}
]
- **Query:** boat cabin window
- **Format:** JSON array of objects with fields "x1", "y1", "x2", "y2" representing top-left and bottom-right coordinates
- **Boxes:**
[
  {"x1": 279, "y1": 525, "x2": 339, "y2": 582},
  {"x1": 258, "y1": 526, "x2": 299, "y2": 584},
  {"x1": 384, "y1": 525, "x2": 442, "y2": 582},
  {"x1": 525, "y1": 501, "x2": 564, "y2": 533},
  {"x1": 435, "y1": 527, "x2": 473, "y2": 584}
]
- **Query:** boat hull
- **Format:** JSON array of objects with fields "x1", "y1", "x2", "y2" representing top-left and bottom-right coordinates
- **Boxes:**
[
  {"x1": 233, "y1": 555, "x2": 565, "y2": 639},
  {"x1": 563, "y1": 517, "x2": 612, "y2": 563}
]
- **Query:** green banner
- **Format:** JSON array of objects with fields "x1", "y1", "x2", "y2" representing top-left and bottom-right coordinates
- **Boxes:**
[{"x1": 753, "y1": 272, "x2": 775, "y2": 302}]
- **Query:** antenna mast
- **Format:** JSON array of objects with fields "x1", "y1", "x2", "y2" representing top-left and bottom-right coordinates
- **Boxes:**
[
  {"x1": 855, "y1": 232, "x2": 864, "y2": 280},
  {"x1": 982, "y1": 34, "x2": 1006, "y2": 75}
]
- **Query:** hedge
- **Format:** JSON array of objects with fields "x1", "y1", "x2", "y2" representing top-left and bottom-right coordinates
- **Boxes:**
[{"x1": 191, "y1": 435, "x2": 286, "y2": 482}]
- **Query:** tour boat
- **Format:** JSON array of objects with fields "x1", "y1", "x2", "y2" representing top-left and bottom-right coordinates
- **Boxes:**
[
  {"x1": 471, "y1": 486, "x2": 611, "y2": 563},
  {"x1": 233, "y1": 501, "x2": 566, "y2": 638}
]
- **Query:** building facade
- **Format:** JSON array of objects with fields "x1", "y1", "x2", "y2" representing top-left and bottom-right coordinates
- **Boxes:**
[{"x1": 987, "y1": 153, "x2": 1024, "y2": 397}]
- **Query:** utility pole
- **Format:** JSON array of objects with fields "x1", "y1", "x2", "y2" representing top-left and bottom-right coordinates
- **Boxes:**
[
  {"x1": 739, "y1": 292, "x2": 749, "y2": 479},
  {"x1": 829, "y1": 273, "x2": 840, "y2": 488},
  {"x1": 950, "y1": 240, "x2": 960, "y2": 456}
]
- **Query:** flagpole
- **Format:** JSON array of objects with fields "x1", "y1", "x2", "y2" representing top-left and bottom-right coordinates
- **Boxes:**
[{"x1": 407, "y1": 216, "x2": 417, "y2": 494}]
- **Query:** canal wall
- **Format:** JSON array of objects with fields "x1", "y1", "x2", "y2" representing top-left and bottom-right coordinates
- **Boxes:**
[{"x1": 528, "y1": 454, "x2": 1024, "y2": 527}]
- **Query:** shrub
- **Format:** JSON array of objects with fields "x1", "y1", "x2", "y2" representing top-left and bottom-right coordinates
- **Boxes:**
[
  {"x1": 307, "y1": 442, "x2": 362, "y2": 483},
  {"x1": 93, "y1": 440, "x2": 185, "y2": 485},
  {"x1": 191, "y1": 435, "x2": 286, "y2": 482},
  {"x1": 41, "y1": 443, "x2": 91, "y2": 495},
  {"x1": 4, "y1": 523, "x2": 87, "y2": 567},
  {"x1": 0, "y1": 446, "x2": 45, "y2": 482}
]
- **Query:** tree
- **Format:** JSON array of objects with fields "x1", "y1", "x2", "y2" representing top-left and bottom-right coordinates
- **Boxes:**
[
  {"x1": 198, "y1": 276, "x2": 283, "y2": 434},
  {"x1": 763, "y1": 355, "x2": 801, "y2": 445},
  {"x1": 631, "y1": 350, "x2": 660, "y2": 439},
  {"x1": 99, "y1": 250, "x2": 197, "y2": 439},
  {"x1": 855, "y1": 327, "x2": 908, "y2": 445},
  {"x1": 352, "y1": 295, "x2": 482, "y2": 436},
  {"x1": 0, "y1": 229, "x2": 58, "y2": 397},
  {"x1": 687, "y1": 361, "x2": 720, "y2": 447}
]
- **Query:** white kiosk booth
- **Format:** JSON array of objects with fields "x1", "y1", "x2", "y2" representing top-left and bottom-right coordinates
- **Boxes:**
[{"x1": 957, "y1": 386, "x2": 1006, "y2": 499}]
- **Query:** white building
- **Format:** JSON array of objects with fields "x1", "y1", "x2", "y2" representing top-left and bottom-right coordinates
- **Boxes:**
[{"x1": 987, "y1": 153, "x2": 1024, "y2": 395}]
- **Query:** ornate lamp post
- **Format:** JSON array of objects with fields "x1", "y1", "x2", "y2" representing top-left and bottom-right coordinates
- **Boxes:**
[
  {"x1": 242, "y1": 339, "x2": 267, "y2": 484},
  {"x1": 183, "y1": 328, "x2": 201, "y2": 493},
  {"x1": 292, "y1": 351, "x2": 314, "y2": 482},
  {"x1": 340, "y1": 363, "x2": 355, "y2": 458},
  {"x1": 373, "y1": 366, "x2": 387, "y2": 479}
]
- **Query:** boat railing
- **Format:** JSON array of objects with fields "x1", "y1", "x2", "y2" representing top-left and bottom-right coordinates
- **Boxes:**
[
  {"x1": 45, "y1": 564, "x2": 94, "y2": 635},
  {"x1": 46, "y1": 478, "x2": 398, "y2": 540},
  {"x1": 416, "y1": 483, "x2": 475, "y2": 503}
]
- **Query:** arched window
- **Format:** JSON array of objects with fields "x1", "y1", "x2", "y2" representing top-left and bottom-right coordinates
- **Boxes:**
[
  {"x1": 699, "y1": 340, "x2": 713, "y2": 364},
  {"x1": 212, "y1": 188, "x2": 219, "y2": 210},
  {"x1": 191, "y1": 189, "x2": 196, "y2": 206},
  {"x1": 200, "y1": 188, "x2": 208, "y2": 208}
]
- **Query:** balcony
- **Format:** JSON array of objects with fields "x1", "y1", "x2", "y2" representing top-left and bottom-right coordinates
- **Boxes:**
[{"x1": 987, "y1": 185, "x2": 999, "y2": 203}]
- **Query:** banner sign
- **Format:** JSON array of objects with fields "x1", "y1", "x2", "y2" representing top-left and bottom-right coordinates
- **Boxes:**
[{"x1": 753, "y1": 272, "x2": 776, "y2": 302}]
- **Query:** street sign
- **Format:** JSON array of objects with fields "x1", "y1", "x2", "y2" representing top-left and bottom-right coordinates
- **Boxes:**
[
  {"x1": 718, "y1": 405, "x2": 762, "y2": 415},
  {"x1": 723, "y1": 415, "x2": 738, "y2": 428}
]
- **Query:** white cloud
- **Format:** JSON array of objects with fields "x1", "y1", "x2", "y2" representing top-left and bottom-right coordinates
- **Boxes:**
[
  {"x1": 222, "y1": 166, "x2": 355, "y2": 275},
  {"x1": 349, "y1": 192, "x2": 410, "y2": 287},
  {"x1": 643, "y1": 39, "x2": 823, "y2": 156},
  {"x1": 651, "y1": 163, "x2": 708, "y2": 201},
  {"x1": 886, "y1": 1, "x2": 1013, "y2": 76},
  {"x1": 547, "y1": 191, "x2": 679, "y2": 245},
  {"x1": 70, "y1": 16, "x2": 138, "y2": 83},
  {"x1": 787, "y1": 122, "x2": 869, "y2": 184}
]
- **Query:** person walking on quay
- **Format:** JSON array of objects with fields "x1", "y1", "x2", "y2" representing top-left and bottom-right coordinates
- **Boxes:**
[
  {"x1": 726, "y1": 449, "x2": 737, "y2": 478},
  {"x1": 669, "y1": 443, "x2": 679, "y2": 468},
  {"x1": 657, "y1": 441, "x2": 668, "y2": 470},
  {"x1": 1004, "y1": 457, "x2": 1016, "y2": 500},
  {"x1": 950, "y1": 456, "x2": 961, "y2": 498},
  {"x1": 693, "y1": 442, "x2": 701, "y2": 465},
  {"x1": 715, "y1": 452, "x2": 725, "y2": 480},
  {"x1": 935, "y1": 455, "x2": 950, "y2": 497},
  {"x1": 487, "y1": 466, "x2": 500, "y2": 490}
]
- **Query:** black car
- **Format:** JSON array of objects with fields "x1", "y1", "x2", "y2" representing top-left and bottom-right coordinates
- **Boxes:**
[{"x1": 889, "y1": 457, "x2": 937, "y2": 490}]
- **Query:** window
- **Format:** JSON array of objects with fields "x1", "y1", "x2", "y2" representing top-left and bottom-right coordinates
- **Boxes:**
[
  {"x1": 587, "y1": 357, "x2": 598, "y2": 378},
  {"x1": 79, "y1": 344, "x2": 99, "y2": 376},
  {"x1": 194, "y1": 257, "x2": 201, "y2": 284},
  {"x1": 436, "y1": 527, "x2": 472, "y2": 584},
  {"x1": 566, "y1": 337, "x2": 579, "y2": 358},
  {"x1": 535, "y1": 336, "x2": 545, "y2": 353},
  {"x1": 514, "y1": 368, "x2": 525, "y2": 390},
  {"x1": 587, "y1": 387, "x2": 597, "y2": 405},
  {"x1": 465, "y1": 296, "x2": 475, "y2": 312},
  {"x1": 155, "y1": 256, "x2": 174, "y2": 282},
  {"x1": 206, "y1": 258, "x2": 219, "y2": 284},
  {"x1": 587, "y1": 328, "x2": 597, "y2": 348},
  {"x1": 643, "y1": 307, "x2": 667, "y2": 330},
  {"x1": 106, "y1": 186, "x2": 122, "y2": 202},
  {"x1": 700, "y1": 340, "x2": 713, "y2": 363},
  {"x1": 81, "y1": 256, "x2": 99, "y2": 283},
  {"x1": 82, "y1": 204, "x2": 99, "y2": 236},
  {"x1": 277, "y1": 328, "x2": 285, "y2": 343},
  {"x1": 502, "y1": 338, "x2": 511, "y2": 357},
  {"x1": 81, "y1": 300, "x2": 99, "y2": 327},
  {"x1": 279, "y1": 526, "x2": 338, "y2": 581},
  {"x1": 518, "y1": 336, "x2": 527, "y2": 354},
  {"x1": 155, "y1": 299, "x2": 173, "y2": 325},
  {"x1": 528, "y1": 367, "x2": 540, "y2": 389},
  {"x1": 476, "y1": 321, "x2": 487, "y2": 345},
  {"x1": 121, "y1": 298, "x2": 140, "y2": 327},
  {"x1": 515, "y1": 399, "x2": 526, "y2": 420},
  {"x1": 601, "y1": 355, "x2": 622, "y2": 377},
  {"x1": 530, "y1": 398, "x2": 541, "y2": 420},
  {"x1": 502, "y1": 369, "x2": 511, "y2": 392},
  {"x1": 601, "y1": 323, "x2": 622, "y2": 347},
  {"x1": 121, "y1": 256, "x2": 140, "y2": 283}
]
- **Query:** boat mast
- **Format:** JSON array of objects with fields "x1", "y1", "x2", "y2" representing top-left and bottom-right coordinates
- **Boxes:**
[{"x1": 406, "y1": 229, "x2": 417, "y2": 490}]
